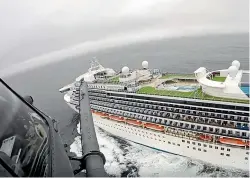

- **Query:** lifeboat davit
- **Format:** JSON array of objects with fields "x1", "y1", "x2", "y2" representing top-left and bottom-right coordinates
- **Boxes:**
[
  {"x1": 199, "y1": 134, "x2": 212, "y2": 141},
  {"x1": 126, "y1": 119, "x2": 142, "y2": 126},
  {"x1": 144, "y1": 123, "x2": 164, "y2": 132},
  {"x1": 246, "y1": 141, "x2": 250, "y2": 147},
  {"x1": 109, "y1": 115, "x2": 125, "y2": 122},
  {"x1": 218, "y1": 137, "x2": 245, "y2": 147}
]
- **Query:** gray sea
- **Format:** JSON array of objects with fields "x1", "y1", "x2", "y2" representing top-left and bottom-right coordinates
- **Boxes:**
[{"x1": 3, "y1": 33, "x2": 250, "y2": 177}]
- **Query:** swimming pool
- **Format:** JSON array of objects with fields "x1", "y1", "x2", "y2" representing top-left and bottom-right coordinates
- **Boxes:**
[
  {"x1": 240, "y1": 86, "x2": 249, "y2": 96},
  {"x1": 157, "y1": 85, "x2": 198, "y2": 92},
  {"x1": 177, "y1": 86, "x2": 198, "y2": 92}
]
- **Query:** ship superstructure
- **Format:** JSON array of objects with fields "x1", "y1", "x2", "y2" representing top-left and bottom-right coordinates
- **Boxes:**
[{"x1": 59, "y1": 58, "x2": 249, "y2": 171}]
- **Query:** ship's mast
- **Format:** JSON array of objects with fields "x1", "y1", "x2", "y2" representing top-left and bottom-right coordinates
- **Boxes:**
[{"x1": 89, "y1": 57, "x2": 105, "y2": 72}]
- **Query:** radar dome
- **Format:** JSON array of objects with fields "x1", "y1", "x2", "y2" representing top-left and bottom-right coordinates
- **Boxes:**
[
  {"x1": 142, "y1": 61, "x2": 149, "y2": 69},
  {"x1": 122, "y1": 66, "x2": 129, "y2": 75},
  {"x1": 232, "y1": 60, "x2": 240, "y2": 69},
  {"x1": 228, "y1": 65, "x2": 238, "y2": 78}
]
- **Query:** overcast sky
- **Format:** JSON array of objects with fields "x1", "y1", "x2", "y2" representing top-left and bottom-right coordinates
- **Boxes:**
[{"x1": 0, "y1": 0, "x2": 248, "y2": 76}]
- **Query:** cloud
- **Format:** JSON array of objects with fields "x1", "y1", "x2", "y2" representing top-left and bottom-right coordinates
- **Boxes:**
[
  {"x1": 0, "y1": 24, "x2": 245, "y2": 78},
  {"x1": 0, "y1": 0, "x2": 248, "y2": 75}
]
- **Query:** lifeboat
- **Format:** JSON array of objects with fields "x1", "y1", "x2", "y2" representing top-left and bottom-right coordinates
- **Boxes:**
[
  {"x1": 126, "y1": 119, "x2": 142, "y2": 126},
  {"x1": 144, "y1": 123, "x2": 164, "y2": 132},
  {"x1": 94, "y1": 112, "x2": 108, "y2": 117},
  {"x1": 109, "y1": 115, "x2": 125, "y2": 122},
  {"x1": 199, "y1": 134, "x2": 212, "y2": 141},
  {"x1": 218, "y1": 137, "x2": 245, "y2": 147}
]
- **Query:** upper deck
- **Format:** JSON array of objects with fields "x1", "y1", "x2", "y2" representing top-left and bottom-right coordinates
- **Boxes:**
[{"x1": 60, "y1": 59, "x2": 250, "y2": 104}]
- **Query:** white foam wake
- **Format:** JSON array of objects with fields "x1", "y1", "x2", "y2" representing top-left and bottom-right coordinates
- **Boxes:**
[{"x1": 70, "y1": 123, "x2": 248, "y2": 177}]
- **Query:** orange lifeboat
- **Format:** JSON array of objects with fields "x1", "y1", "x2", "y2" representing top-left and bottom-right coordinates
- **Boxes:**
[
  {"x1": 218, "y1": 137, "x2": 245, "y2": 147},
  {"x1": 144, "y1": 123, "x2": 164, "y2": 132},
  {"x1": 109, "y1": 115, "x2": 125, "y2": 122},
  {"x1": 126, "y1": 119, "x2": 142, "y2": 126},
  {"x1": 199, "y1": 134, "x2": 212, "y2": 141},
  {"x1": 94, "y1": 112, "x2": 108, "y2": 117}
]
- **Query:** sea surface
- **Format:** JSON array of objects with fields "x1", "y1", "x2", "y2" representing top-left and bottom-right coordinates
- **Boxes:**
[{"x1": 3, "y1": 33, "x2": 250, "y2": 177}]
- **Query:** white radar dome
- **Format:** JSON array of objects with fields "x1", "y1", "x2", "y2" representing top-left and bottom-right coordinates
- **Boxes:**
[
  {"x1": 232, "y1": 60, "x2": 240, "y2": 69},
  {"x1": 142, "y1": 61, "x2": 149, "y2": 69},
  {"x1": 122, "y1": 66, "x2": 129, "y2": 75},
  {"x1": 228, "y1": 65, "x2": 238, "y2": 78}
]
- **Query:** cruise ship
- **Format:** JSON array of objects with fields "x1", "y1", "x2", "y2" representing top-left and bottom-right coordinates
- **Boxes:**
[{"x1": 59, "y1": 59, "x2": 250, "y2": 171}]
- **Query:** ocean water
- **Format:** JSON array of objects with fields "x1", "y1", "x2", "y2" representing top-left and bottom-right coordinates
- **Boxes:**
[{"x1": 3, "y1": 33, "x2": 249, "y2": 177}]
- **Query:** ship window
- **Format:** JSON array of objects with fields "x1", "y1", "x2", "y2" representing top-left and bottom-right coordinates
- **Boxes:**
[
  {"x1": 193, "y1": 147, "x2": 196, "y2": 150},
  {"x1": 215, "y1": 146, "x2": 218, "y2": 149},
  {"x1": 242, "y1": 132, "x2": 247, "y2": 137},
  {"x1": 187, "y1": 146, "x2": 189, "y2": 148},
  {"x1": 198, "y1": 143, "x2": 201, "y2": 146},
  {"x1": 198, "y1": 148, "x2": 201, "y2": 151},
  {"x1": 177, "y1": 144, "x2": 180, "y2": 146},
  {"x1": 221, "y1": 147, "x2": 224, "y2": 150},
  {"x1": 187, "y1": 141, "x2": 190, "y2": 144},
  {"x1": 220, "y1": 153, "x2": 224, "y2": 156},
  {"x1": 226, "y1": 154, "x2": 230, "y2": 157},
  {"x1": 204, "y1": 144, "x2": 207, "y2": 147},
  {"x1": 204, "y1": 150, "x2": 207, "y2": 152},
  {"x1": 182, "y1": 140, "x2": 185, "y2": 142},
  {"x1": 247, "y1": 152, "x2": 249, "y2": 155},
  {"x1": 192, "y1": 142, "x2": 195, "y2": 145},
  {"x1": 168, "y1": 141, "x2": 171, "y2": 144},
  {"x1": 172, "y1": 143, "x2": 175, "y2": 145},
  {"x1": 245, "y1": 157, "x2": 248, "y2": 160}
]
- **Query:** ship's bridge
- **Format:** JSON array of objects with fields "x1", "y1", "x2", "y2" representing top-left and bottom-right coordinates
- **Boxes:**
[{"x1": 76, "y1": 59, "x2": 116, "y2": 82}]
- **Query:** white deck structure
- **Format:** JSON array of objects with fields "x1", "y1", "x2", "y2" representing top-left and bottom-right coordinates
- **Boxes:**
[{"x1": 194, "y1": 60, "x2": 249, "y2": 100}]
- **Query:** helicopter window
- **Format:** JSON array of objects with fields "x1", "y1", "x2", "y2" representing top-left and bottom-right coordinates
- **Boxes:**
[{"x1": 0, "y1": 80, "x2": 50, "y2": 177}]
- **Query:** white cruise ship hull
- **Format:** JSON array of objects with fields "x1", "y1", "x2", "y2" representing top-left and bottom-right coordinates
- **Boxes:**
[{"x1": 93, "y1": 113, "x2": 249, "y2": 172}]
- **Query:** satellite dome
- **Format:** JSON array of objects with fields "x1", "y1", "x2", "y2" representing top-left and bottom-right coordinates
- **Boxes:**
[
  {"x1": 232, "y1": 60, "x2": 240, "y2": 69},
  {"x1": 122, "y1": 66, "x2": 129, "y2": 75},
  {"x1": 228, "y1": 65, "x2": 238, "y2": 78},
  {"x1": 142, "y1": 61, "x2": 149, "y2": 69}
]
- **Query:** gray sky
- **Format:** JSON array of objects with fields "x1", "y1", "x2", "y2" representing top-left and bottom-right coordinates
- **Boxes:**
[{"x1": 0, "y1": 0, "x2": 248, "y2": 76}]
